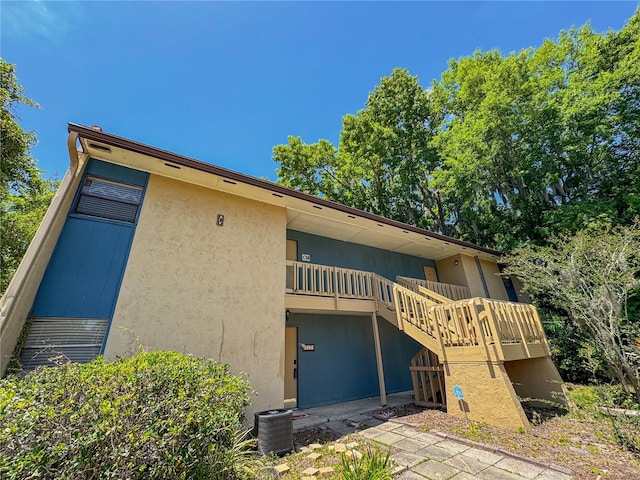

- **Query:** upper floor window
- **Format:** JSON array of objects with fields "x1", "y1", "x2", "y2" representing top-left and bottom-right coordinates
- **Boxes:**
[{"x1": 74, "y1": 176, "x2": 143, "y2": 223}]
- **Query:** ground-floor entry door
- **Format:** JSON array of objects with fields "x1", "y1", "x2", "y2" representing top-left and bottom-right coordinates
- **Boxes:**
[{"x1": 284, "y1": 327, "x2": 298, "y2": 408}]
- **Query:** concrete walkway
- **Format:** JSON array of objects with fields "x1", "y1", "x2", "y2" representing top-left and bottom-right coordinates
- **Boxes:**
[{"x1": 292, "y1": 393, "x2": 573, "y2": 479}]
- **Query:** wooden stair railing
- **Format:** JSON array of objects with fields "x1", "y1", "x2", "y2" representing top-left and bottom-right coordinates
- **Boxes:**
[{"x1": 286, "y1": 261, "x2": 548, "y2": 361}]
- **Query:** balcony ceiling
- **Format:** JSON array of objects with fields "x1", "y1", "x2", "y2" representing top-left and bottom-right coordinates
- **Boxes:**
[{"x1": 285, "y1": 207, "x2": 497, "y2": 262}]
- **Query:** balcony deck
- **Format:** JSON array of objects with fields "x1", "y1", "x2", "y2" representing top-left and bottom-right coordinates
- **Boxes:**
[{"x1": 285, "y1": 260, "x2": 550, "y2": 362}]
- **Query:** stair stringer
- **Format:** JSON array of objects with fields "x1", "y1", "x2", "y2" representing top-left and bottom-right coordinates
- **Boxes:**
[
  {"x1": 373, "y1": 278, "x2": 534, "y2": 429},
  {"x1": 400, "y1": 321, "x2": 445, "y2": 361},
  {"x1": 375, "y1": 303, "x2": 400, "y2": 328}
]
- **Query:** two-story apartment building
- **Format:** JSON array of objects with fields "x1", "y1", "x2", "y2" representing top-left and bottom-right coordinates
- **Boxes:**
[{"x1": 0, "y1": 124, "x2": 567, "y2": 428}]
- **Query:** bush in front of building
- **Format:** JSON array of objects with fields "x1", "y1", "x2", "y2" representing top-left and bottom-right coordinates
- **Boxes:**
[{"x1": 0, "y1": 350, "x2": 255, "y2": 479}]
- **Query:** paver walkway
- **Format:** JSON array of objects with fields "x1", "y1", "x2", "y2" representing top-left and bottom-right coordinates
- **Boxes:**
[
  {"x1": 358, "y1": 420, "x2": 571, "y2": 479},
  {"x1": 292, "y1": 394, "x2": 573, "y2": 479}
]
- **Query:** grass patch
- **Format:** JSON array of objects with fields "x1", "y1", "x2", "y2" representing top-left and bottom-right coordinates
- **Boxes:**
[{"x1": 340, "y1": 447, "x2": 392, "y2": 480}]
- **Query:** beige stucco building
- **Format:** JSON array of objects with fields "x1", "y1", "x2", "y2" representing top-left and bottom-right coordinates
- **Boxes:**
[{"x1": 0, "y1": 124, "x2": 567, "y2": 427}]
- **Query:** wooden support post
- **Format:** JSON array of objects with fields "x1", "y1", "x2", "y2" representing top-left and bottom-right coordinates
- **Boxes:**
[
  {"x1": 483, "y1": 299, "x2": 506, "y2": 360},
  {"x1": 371, "y1": 312, "x2": 387, "y2": 406}
]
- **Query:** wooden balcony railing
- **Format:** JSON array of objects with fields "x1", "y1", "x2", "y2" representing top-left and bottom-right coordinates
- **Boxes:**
[
  {"x1": 286, "y1": 260, "x2": 397, "y2": 309},
  {"x1": 396, "y1": 277, "x2": 453, "y2": 304},
  {"x1": 397, "y1": 276, "x2": 471, "y2": 301},
  {"x1": 286, "y1": 260, "x2": 549, "y2": 361}
]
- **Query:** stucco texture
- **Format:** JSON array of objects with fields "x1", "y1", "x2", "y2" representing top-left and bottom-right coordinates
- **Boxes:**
[
  {"x1": 104, "y1": 174, "x2": 286, "y2": 413},
  {"x1": 445, "y1": 361, "x2": 529, "y2": 429},
  {"x1": 504, "y1": 357, "x2": 568, "y2": 409},
  {"x1": 435, "y1": 254, "x2": 469, "y2": 291},
  {"x1": 479, "y1": 259, "x2": 509, "y2": 301},
  {"x1": 437, "y1": 254, "x2": 509, "y2": 300}
]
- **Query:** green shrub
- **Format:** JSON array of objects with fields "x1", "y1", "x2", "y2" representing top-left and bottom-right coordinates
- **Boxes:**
[
  {"x1": 543, "y1": 315, "x2": 608, "y2": 384},
  {"x1": 339, "y1": 447, "x2": 393, "y2": 480},
  {"x1": 568, "y1": 384, "x2": 640, "y2": 455},
  {"x1": 595, "y1": 384, "x2": 640, "y2": 411},
  {"x1": 595, "y1": 384, "x2": 640, "y2": 456},
  {"x1": 567, "y1": 384, "x2": 602, "y2": 417},
  {"x1": 609, "y1": 414, "x2": 640, "y2": 456},
  {"x1": 0, "y1": 350, "x2": 255, "y2": 479}
]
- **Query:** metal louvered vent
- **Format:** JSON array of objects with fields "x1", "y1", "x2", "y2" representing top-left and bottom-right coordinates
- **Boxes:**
[
  {"x1": 19, "y1": 317, "x2": 108, "y2": 372},
  {"x1": 74, "y1": 176, "x2": 143, "y2": 223},
  {"x1": 76, "y1": 195, "x2": 139, "y2": 222}
]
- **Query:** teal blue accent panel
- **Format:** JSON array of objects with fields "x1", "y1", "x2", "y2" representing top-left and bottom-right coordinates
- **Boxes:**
[
  {"x1": 378, "y1": 318, "x2": 422, "y2": 392},
  {"x1": 86, "y1": 158, "x2": 149, "y2": 186},
  {"x1": 288, "y1": 313, "x2": 420, "y2": 408},
  {"x1": 287, "y1": 230, "x2": 434, "y2": 281},
  {"x1": 31, "y1": 218, "x2": 134, "y2": 318},
  {"x1": 288, "y1": 313, "x2": 378, "y2": 408}
]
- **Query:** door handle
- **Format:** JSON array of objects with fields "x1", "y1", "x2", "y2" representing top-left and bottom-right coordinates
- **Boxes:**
[{"x1": 293, "y1": 368, "x2": 297, "y2": 379}]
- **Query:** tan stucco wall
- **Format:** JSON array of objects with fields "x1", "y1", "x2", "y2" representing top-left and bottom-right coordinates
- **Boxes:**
[
  {"x1": 0, "y1": 159, "x2": 87, "y2": 375},
  {"x1": 460, "y1": 255, "x2": 486, "y2": 297},
  {"x1": 435, "y1": 254, "x2": 468, "y2": 289},
  {"x1": 104, "y1": 174, "x2": 287, "y2": 414},
  {"x1": 479, "y1": 259, "x2": 509, "y2": 301},
  {"x1": 436, "y1": 254, "x2": 488, "y2": 298},
  {"x1": 504, "y1": 357, "x2": 568, "y2": 409},
  {"x1": 445, "y1": 361, "x2": 529, "y2": 429}
]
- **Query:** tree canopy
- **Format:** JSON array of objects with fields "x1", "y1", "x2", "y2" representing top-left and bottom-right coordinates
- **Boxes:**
[
  {"x1": 1, "y1": 59, "x2": 57, "y2": 294},
  {"x1": 274, "y1": 9, "x2": 640, "y2": 251}
]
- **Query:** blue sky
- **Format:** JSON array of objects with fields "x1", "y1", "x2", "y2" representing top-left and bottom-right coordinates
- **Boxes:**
[{"x1": 2, "y1": 1, "x2": 637, "y2": 181}]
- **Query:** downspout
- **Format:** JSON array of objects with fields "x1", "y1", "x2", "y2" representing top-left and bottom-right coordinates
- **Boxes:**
[{"x1": 0, "y1": 132, "x2": 85, "y2": 375}]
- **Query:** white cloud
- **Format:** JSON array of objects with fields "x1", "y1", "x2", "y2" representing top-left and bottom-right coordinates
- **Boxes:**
[{"x1": 1, "y1": 1, "x2": 84, "y2": 39}]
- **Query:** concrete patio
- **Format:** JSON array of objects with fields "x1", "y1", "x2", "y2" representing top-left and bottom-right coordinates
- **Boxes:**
[{"x1": 292, "y1": 391, "x2": 413, "y2": 431}]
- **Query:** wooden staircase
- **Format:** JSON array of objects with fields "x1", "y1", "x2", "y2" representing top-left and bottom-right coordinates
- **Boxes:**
[
  {"x1": 410, "y1": 348, "x2": 446, "y2": 408},
  {"x1": 387, "y1": 277, "x2": 550, "y2": 363},
  {"x1": 285, "y1": 261, "x2": 561, "y2": 426},
  {"x1": 286, "y1": 261, "x2": 550, "y2": 364}
]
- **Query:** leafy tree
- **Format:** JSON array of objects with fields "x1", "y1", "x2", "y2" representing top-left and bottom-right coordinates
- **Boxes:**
[
  {"x1": 431, "y1": 10, "x2": 640, "y2": 250},
  {"x1": 542, "y1": 12, "x2": 640, "y2": 233},
  {"x1": 338, "y1": 68, "x2": 446, "y2": 231},
  {"x1": 273, "y1": 10, "x2": 640, "y2": 252},
  {"x1": 0, "y1": 59, "x2": 57, "y2": 294},
  {"x1": 543, "y1": 314, "x2": 609, "y2": 384},
  {"x1": 274, "y1": 68, "x2": 450, "y2": 234},
  {"x1": 503, "y1": 222, "x2": 640, "y2": 401},
  {"x1": 273, "y1": 136, "x2": 341, "y2": 200}
]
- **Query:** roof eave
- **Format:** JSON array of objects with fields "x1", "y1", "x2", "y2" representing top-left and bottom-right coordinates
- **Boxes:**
[{"x1": 67, "y1": 123, "x2": 502, "y2": 257}]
